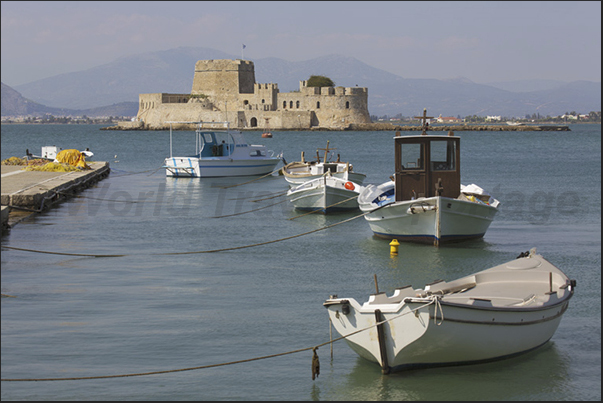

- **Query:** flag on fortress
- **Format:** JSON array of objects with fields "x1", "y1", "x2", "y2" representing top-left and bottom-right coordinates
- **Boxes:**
[{"x1": 242, "y1": 44, "x2": 246, "y2": 49}]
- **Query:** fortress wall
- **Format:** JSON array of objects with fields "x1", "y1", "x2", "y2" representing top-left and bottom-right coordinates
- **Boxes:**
[
  {"x1": 137, "y1": 102, "x2": 229, "y2": 130},
  {"x1": 137, "y1": 89, "x2": 369, "y2": 130},
  {"x1": 139, "y1": 93, "x2": 164, "y2": 111},
  {"x1": 276, "y1": 86, "x2": 370, "y2": 127},
  {"x1": 253, "y1": 83, "x2": 279, "y2": 111},
  {"x1": 345, "y1": 87, "x2": 367, "y2": 95},
  {"x1": 275, "y1": 110, "x2": 314, "y2": 129},
  {"x1": 161, "y1": 94, "x2": 190, "y2": 103}
]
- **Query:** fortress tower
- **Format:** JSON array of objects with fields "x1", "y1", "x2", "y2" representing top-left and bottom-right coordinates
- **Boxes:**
[{"x1": 191, "y1": 59, "x2": 255, "y2": 107}]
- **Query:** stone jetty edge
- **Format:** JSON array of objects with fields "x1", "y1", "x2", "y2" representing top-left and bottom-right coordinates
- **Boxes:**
[{"x1": 1, "y1": 162, "x2": 110, "y2": 231}]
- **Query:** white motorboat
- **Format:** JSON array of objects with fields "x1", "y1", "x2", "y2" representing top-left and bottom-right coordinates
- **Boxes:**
[
  {"x1": 287, "y1": 173, "x2": 364, "y2": 213},
  {"x1": 324, "y1": 248, "x2": 576, "y2": 374},
  {"x1": 358, "y1": 109, "x2": 499, "y2": 246},
  {"x1": 163, "y1": 121, "x2": 283, "y2": 178},
  {"x1": 282, "y1": 141, "x2": 366, "y2": 186}
]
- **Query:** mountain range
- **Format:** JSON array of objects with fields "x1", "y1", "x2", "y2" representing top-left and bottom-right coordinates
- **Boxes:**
[{"x1": 2, "y1": 46, "x2": 600, "y2": 118}]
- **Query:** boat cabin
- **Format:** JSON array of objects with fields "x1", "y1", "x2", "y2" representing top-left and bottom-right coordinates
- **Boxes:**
[
  {"x1": 198, "y1": 131, "x2": 236, "y2": 157},
  {"x1": 394, "y1": 133, "x2": 461, "y2": 202},
  {"x1": 166, "y1": 121, "x2": 267, "y2": 159}
]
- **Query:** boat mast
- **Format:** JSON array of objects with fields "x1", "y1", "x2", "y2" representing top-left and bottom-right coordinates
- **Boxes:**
[
  {"x1": 169, "y1": 123, "x2": 173, "y2": 158},
  {"x1": 317, "y1": 141, "x2": 336, "y2": 163},
  {"x1": 414, "y1": 108, "x2": 434, "y2": 135}
]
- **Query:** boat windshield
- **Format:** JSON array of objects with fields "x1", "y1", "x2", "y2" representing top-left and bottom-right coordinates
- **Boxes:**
[
  {"x1": 430, "y1": 139, "x2": 456, "y2": 171},
  {"x1": 400, "y1": 143, "x2": 424, "y2": 170},
  {"x1": 399, "y1": 139, "x2": 457, "y2": 171},
  {"x1": 199, "y1": 131, "x2": 235, "y2": 157}
]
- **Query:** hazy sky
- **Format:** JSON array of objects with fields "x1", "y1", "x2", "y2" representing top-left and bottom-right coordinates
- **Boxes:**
[{"x1": 1, "y1": 1, "x2": 601, "y2": 87}]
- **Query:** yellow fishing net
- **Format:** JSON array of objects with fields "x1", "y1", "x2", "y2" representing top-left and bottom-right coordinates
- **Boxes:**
[
  {"x1": 25, "y1": 162, "x2": 81, "y2": 172},
  {"x1": 1, "y1": 157, "x2": 27, "y2": 165},
  {"x1": 2, "y1": 151, "x2": 89, "y2": 172}
]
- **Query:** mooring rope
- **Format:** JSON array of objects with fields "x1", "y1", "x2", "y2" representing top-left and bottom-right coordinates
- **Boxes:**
[
  {"x1": 2, "y1": 202, "x2": 393, "y2": 258},
  {"x1": 434, "y1": 295, "x2": 444, "y2": 325},
  {"x1": 0, "y1": 297, "x2": 437, "y2": 382},
  {"x1": 227, "y1": 189, "x2": 288, "y2": 201},
  {"x1": 109, "y1": 167, "x2": 162, "y2": 178},
  {"x1": 219, "y1": 166, "x2": 283, "y2": 189},
  {"x1": 1, "y1": 209, "x2": 367, "y2": 258},
  {"x1": 151, "y1": 210, "x2": 370, "y2": 256},
  {"x1": 0, "y1": 246, "x2": 127, "y2": 258},
  {"x1": 4, "y1": 205, "x2": 44, "y2": 213},
  {"x1": 41, "y1": 187, "x2": 142, "y2": 204},
  {"x1": 248, "y1": 190, "x2": 289, "y2": 202},
  {"x1": 209, "y1": 198, "x2": 288, "y2": 218},
  {"x1": 288, "y1": 195, "x2": 360, "y2": 220}
]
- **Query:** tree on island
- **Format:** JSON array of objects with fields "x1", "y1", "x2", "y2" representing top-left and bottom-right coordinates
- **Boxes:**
[{"x1": 306, "y1": 75, "x2": 335, "y2": 87}]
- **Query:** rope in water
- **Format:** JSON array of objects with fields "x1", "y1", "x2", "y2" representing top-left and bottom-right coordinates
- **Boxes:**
[
  {"x1": 288, "y1": 195, "x2": 360, "y2": 220},
  {"x1": 228, "y1": 189, "x2": 289, "y2": 201},
  {"x1": 0, "y1": 298, "x2": 437, "y2": 382},
  {"x1": 1, "y1": 208, "x2": 377, "y2": 258},
  {"x1": 219, "y1": 166, "x2": 284, "y2": 189},
  {"x1": 209, "y1": 198, "x2": 288, "y2": 218}
]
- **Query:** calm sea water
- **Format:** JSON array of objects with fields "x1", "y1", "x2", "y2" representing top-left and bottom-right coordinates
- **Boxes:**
[{"x1": 1, "y1": 124, "x2": 601, "y2": 401}]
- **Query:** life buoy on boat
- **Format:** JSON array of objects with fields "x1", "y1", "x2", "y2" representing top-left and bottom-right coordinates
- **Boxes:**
[{"x1": 344, "y1": 181, "x2": 355, "y2": 190}]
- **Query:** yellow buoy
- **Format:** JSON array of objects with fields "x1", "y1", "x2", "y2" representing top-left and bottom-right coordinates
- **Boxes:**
[{"x1": 390, "y1": 239, "x2": 400, "y2": 255}]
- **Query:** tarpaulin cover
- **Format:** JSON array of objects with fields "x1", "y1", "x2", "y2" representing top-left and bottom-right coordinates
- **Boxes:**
[{"x1": 55, "y1": 149, "x2": 90, "y2": 169}]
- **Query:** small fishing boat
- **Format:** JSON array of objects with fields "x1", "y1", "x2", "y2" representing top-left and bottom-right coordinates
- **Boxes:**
[
  {"x1": 357, "y1": 109, "x2": 499, "y2": 246},
  {"x1": 163, "y1": 121, "x2": 283, "y2": 178},
  {"x1": 324, "y1": 248, "x2": 576, "y2": 374},
  {"x1": 287, "y1": 173, "x2": 364, "y2": 213},
  {"x1": 26, "y1": 146, "x2": 94, "y2": 161},
  {"x1": 282, "y1": 141, "x2": 366, "y2": 186}
]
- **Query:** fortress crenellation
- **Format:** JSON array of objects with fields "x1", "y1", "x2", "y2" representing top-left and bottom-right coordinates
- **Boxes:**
[{"x1": 134, "y1": 59, "x2": 371, "y2": 130}]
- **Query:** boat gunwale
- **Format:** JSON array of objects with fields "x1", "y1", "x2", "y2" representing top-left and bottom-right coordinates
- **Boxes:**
[
  {"x1": 424, "y1": 300, "x2": 571, "y2": 326},
  {"x1": 325, "y1": 290, "x2": 573, "y2": 315},
  {"x1": 361, "y1": 195, "x2": 498, "y2": 213}
]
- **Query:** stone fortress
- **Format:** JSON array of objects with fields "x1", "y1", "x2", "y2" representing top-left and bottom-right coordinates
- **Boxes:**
[{"x1": 131, "y1": 59, "x2": 371, "y2": 130}]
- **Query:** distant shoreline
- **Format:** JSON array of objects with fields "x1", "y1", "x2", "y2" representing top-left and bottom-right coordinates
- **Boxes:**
[
  {"x1": 1, "y1": 122, "x2": 582, "y2": 131},
  {"x1": 98, "y1": 122, "x2": 572, "y2": 131}
]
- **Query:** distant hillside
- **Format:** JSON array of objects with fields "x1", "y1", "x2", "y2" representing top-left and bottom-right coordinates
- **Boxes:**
[
  {"x1": 6, "y1": 47, "x2": 602, "y2": 117},
  {"x1": 1, "y1": 82, "x2": 138, "y2": 117},
  {"x1": 1, "y1": 82, "x2": 74, "y2": 116},
  {"x1": 485, "y1": 79, "x2": 568, "y2": 93},
  {"x1": 11, "y1": 47, "x2": 233, "y2": 110}
]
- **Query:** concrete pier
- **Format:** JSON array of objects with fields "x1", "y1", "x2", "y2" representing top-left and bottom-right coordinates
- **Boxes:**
[{"x1": 1, "y1": 161, "x2": 110, "y2": 231}]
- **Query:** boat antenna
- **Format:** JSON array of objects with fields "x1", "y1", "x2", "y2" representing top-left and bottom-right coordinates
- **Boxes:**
[{"x1": 414, "y1": 108, "x2": 434, "y2": 135}]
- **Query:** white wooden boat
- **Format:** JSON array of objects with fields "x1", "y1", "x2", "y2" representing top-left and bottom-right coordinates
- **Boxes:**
[
  {"x1": 324, "y1": 248, "x2": 576, "y2": 374},
  {"x1": 282, "y1": 141, "x2": 366, "y2": 186},
  {"x1": 358, "y1": 109, "x2": 499, "y2": 246},
  {"x1": 287, "y1": 173, "x2": 364, "y2": 213},
  {"x1": 163, "y1": 121, "x2": 283, "y2": 178}
]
